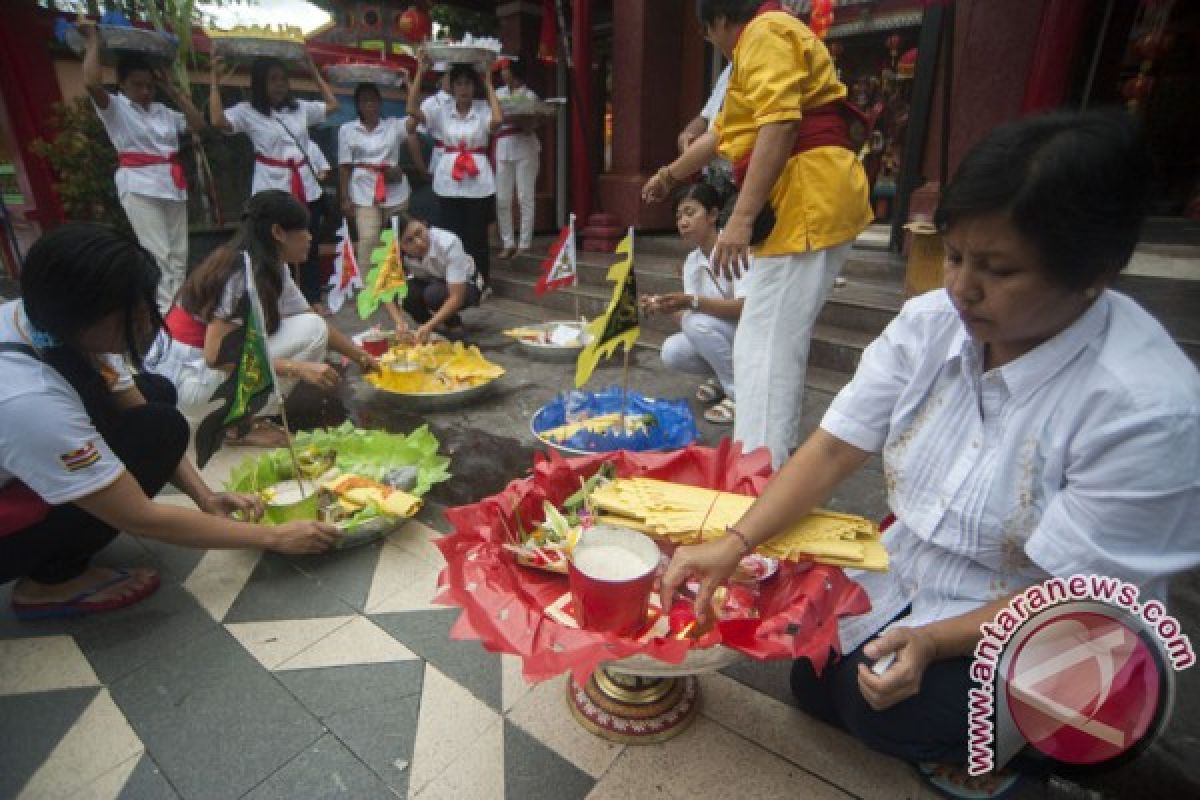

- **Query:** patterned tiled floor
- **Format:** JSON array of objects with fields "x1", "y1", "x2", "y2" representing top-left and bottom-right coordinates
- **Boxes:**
[{"x1": 0, "y1": 448, "x2": 938, "y2": 800}]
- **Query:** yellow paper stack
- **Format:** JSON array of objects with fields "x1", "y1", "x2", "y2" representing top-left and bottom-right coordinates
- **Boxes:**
[
  {"x1": 588, "y1": 478, "x2": 888, "y2": 571},
  {"x1": 538, "y1": 413, "x2": 650, "y2": 443}
]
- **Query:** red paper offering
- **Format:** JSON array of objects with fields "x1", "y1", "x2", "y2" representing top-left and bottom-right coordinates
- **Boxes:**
[{"x1": 435, "y1": 441, "x2": 872, "y2": 685}]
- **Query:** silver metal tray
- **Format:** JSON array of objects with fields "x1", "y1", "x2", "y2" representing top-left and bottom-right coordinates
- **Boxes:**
[
  {"x1": 512, "y1": 321, "x2": 586, "y2": 363},
  {"x1": 499, "y1": 97, "x2": 561, "y2": 119},
  {"x1": 325, "y1": 63, "x2": 408, "y2": 87},
  {"x1": 371, "y1": 377, "x2": 498, "y2": 412},
  {"x1": 211, "y1": 37, "x2": 308, "y2": 63},
  {"x1": 422, "y1": 43, "x2": 497, "y2": 68},
  {"x1": 65, "y1": 24, "x2": 178, "y2": 64}
]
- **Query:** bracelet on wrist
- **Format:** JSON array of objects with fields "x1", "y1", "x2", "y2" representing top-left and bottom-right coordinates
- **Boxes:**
[{"x1": 726, "y1": 526, "x2": 753, "y2": 556}]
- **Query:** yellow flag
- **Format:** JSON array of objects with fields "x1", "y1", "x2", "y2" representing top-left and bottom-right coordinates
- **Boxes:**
[{"x1": 575, "y1": 228, "x2": 640, "y2": 387}]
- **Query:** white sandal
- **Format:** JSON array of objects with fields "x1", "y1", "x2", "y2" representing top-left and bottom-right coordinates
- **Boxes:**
[
  {"x1": 703, "y1": 398, "x2": 736, "y2": 425},
  {"x1": 695, "y1": 379, "x2": 724, "y2": 404}
]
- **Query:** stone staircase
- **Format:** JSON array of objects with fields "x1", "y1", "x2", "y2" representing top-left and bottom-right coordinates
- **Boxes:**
[{"x1": 486, "y1": 231, "x2": 907, "y2": 395}]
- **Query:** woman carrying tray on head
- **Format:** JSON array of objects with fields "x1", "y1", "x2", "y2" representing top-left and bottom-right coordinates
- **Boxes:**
[
  {"x1": 210, "y1": 53, "x2": 340, "y2": 310},
  {"x1": 0, "y1": 224, "x2": 339, "y2": 622},
  {"x1": 643, "y1": 183, "x2": 745, "y2": 425},
  {"x1": 382, "y1": 212, "x2": 483, "y2": 343},
  {"x1": 338, "y1": 82, "x2": 412, "y2": 271},
  {"x1": 81, "y1": 21, "x2": 206, "y2": 315},
  {"x1": 494, "y1": 58, "x2": 542, "y2": 260},
  {"x1": 661, "y1": 111, "x2": 1200, "y2": 799},
  {"x1": 406, "y1": 55, "x2": 504, "y2": 288},
  {"x1": 153, "y1": 190, "x2": 378, "y2": 447}
]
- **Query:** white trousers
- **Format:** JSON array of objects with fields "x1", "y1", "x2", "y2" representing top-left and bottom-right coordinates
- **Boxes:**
[
  {"x1": 353, "y1": 202, "x2": 408, "y2": 275},
  {"x1": 121, "y1": 192, "x2": 188, "y2": 314},
  {"x1": 661, "y1": 311, "x2": 738, "y2": 399},
  {"x1": 152, "y1": 312, "x2": 329, "y2": 425},
  {"x1": 495, "y1": 156, "x2": 538, "y2": 249},
  {"x1": 732, "y1": 243, "x2": 851, "y2": 469}
]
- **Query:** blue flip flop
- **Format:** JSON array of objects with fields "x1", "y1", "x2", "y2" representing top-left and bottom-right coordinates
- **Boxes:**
[
  {"x1": 11, "y1": 569, "x2": 161, "y2": 621},
  {"x1": 918, "y1": 762, "x2": 1024, "y2": 800}
]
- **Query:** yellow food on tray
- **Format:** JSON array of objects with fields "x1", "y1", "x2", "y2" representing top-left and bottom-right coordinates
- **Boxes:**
[
  {"x1": 367, "y1": 342, "x2": 504, "y2": 394},
  {"x1": 321, "y1": 472, "x2": 422, "y2": 518},
  {"x1": 589, "y1": 478, "x2": 888, "y2": 571},
  {"x1": 538, "y1": 412, "x2": 652, "y2": 443}
]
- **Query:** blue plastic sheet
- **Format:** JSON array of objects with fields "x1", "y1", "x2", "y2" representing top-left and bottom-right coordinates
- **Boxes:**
[{"x1": 533, "y1": 386, "x2": 699, "y2": 453}]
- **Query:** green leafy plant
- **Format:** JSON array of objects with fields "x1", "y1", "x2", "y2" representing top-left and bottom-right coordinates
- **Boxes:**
[
  {"x1": 29, "y1": 96, "x2": 129, "y2": 231},
  {"x1": 430, "y1": 4, "x2": 499, "y2": 39}
]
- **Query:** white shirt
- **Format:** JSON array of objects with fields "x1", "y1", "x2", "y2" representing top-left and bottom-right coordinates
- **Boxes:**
[
  {"x1": 305, "y1": 141, "x2": 330, "y2": 177},
  {"x1": 419, "y1": 90, "x2": 454, "y2": 172},
  {"x1": 0, "y1": 301, "x2": 132, "y2": 504},
  {"x1": 700, "y1": 64, "x2": 732, "y2": 130},
  {"x1": 337, "y1": 116, "x2": 411, "y2": 208},
  {"x1": 681, "y1": 247, "x2": 747, "y2": 301},
  {"x1": 225, "y1": 99, "x2": 327, "y2": 202},
  {"x1": 494, "y1": 86, "x2": 542, "y2": 162},
  {"x1": 214, "y1": 261, "x2": 311, "y2": 323},
  {"x1": 425, "y1": 99, "x2": 495, "y2": 199},
  {"x1": 404, "y1": 227, "x2": 478, "y2": 286},
  {"x1": 822, "y1": 289, "x2": 1200, "y2": 652},
  {"x1": 93, "y1": 92, "x2": 188, "y2": 202}
]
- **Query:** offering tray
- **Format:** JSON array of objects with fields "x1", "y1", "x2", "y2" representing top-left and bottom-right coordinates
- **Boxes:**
[
  {"x1": 209, "y1": 33, "x2": 308, "y2": 62},
  {"x1": 62, "y1": 23, "x2": 178, "y2": 65},
  {"x1": 423, "y1": 41, "x2": 500, "y2": 68},
  {"x1": 530, "y1": 387, "x2": 698, "y2": 457},
  {"x1": 325, "y1": 63, "x2": 409, "y2": 87},
  {"x1": 226, "y1": 422, "x2": 451, "y2": 550},
  {"x1": 435, "y1": 444, "x2": 870, "y2": 744},
  {"x1": 499, "y1": 96, "x2": 561, "y2": 119},
  {"x1": 365, "y1": 341, "x2": 504, "y2": 412},
  {"x1": 505, "y1": 320, "x2": 587, "y2": 363}
]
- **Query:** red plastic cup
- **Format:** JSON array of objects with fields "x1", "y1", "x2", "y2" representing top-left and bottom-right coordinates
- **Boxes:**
[
  {"x1": 360, "y1": 332, "x2": 391, "y2": 357},
  {"x1": 568, "y1": 525, "x2": 661, "y2": 636}
]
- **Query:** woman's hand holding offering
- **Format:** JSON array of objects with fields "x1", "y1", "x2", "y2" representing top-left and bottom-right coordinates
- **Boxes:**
[
  {"x1": 659, "y1": 535, "x2": 745, "y2": 629},
  {"x1": 856, "y1": 627, "x2": 939, "y2": 711},
  {"x1": 414, "y1": 322, "x2": 435, "y2": 344},
  {"x1": 293, "y1": 361, "x2": 340, "y2": 390},
  {"x1": 269, "y1": 520, "x2": 339, "y2": 554},
  {"x1": 200, "y1": 491, "x2": 265, "y2": 522}
]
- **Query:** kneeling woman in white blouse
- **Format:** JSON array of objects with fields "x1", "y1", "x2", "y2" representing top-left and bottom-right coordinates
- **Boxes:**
[
  {"x1": 661, "y1": 111, "x2": 1200, "y2": 795},
  {"x1": 383, "y1": 212, "x2": 484, "y2": 343},
  {"x1": 155, "y1": 190, "x2": 378, "y2": 448}
]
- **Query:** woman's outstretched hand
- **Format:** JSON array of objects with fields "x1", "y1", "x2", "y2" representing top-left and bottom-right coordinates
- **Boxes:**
[
  {"x1": 268, "y1": 520, "x2": 339, "y2": 554},
  {"x1": 659, "y1": 535, "x2": 744, "y2": 629}
]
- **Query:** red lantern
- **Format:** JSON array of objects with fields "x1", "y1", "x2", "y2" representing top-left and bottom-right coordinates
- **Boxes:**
[
  {"x1": 809, "y1": 0, "x2": 833, "y2": 40},
  {"x1": 396, "y1": 5, "x2": 431, "y2": 43},
  {"x1": 1134, "y1": 31, "x2": 1174, "y2": 63}
]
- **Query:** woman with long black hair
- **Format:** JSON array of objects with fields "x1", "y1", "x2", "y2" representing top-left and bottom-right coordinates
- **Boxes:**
[
  {"x1": 154, "y1": 190, "x2": 378, "y2": 447},
  {"x1": 0, "y1": 225, "x2": 337, "y2": 621},
  {"x1": 210, "y1": 54, "x2": 339, "y2": 307}
]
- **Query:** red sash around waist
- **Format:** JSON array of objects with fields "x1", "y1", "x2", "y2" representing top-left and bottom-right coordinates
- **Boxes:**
[
  {"x1": 118, "y1": 151, "x2": 187, "y2": 190},
  {"x1": 356, "y1": 163, "x2": 392, "y2": 205},
  {"x1": 443, "y1": 141, "x2": 489, "y2": 182},
  {"x1": 165, "y1": 304, "x2": 207, "y2": 349},
  {"x1": 254, "y1": 153, "x2": 308, "y2": 201},
  {"x1": 731, "y1": 99, "x2": 863, "y2": 188}
]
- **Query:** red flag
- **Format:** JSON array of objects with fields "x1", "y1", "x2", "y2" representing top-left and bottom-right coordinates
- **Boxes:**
[
  {"x1": 538, "y1": 0, "x2": 557, "y2": 64},
  {"x1": 536, "y1": 215, "x2": 577, "y2": 295}
]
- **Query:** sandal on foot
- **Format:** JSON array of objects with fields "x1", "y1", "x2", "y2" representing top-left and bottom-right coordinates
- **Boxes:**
[
  {"x1": 918, "y1": 762, "x2": 1023, "y2": 800},
  {"x1": 703, "y1": 397, "x2": 736, "y2": 425},
  {"x1": 695, "y1": 378, "x2": 725, "y2": 404},
  {"x1": 226, "y1": 418, "x2": 290, "y2": 449},
  {"x1": 12, "y1": 568, "x2": 161, "y2": 621}
]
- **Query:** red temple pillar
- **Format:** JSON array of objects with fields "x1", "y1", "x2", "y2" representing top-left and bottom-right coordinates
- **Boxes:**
[
  {"x1": 594, "y1": 0, "x2": 698, "y2": 233},
  {"x1": 0, "y1": 3, "x2": 66, "y2": 234},
  {"x1": 1021, "y1": 0, "x2": 1089, "y2": 112},
  {"x1": 570, "y1": 0, "x2": 594, "y2": 225}
]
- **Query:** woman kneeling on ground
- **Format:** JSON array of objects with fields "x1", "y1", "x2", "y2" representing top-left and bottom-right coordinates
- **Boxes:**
[
  {"x1": 382, "y1": 212, "x2": 484, "y2": 343},
  {"x1": 155, "y1": 190, "x2": 379, "y2": 447},
  {"x1": 661, "y1": 110, "x2": 1200, "y2": 799},
  {"x1": 0, "y1": 225, "x2": 338, "y2": 620},
  {"x1": 642, "y1": 183, "x2": 745, "y2": 425}
]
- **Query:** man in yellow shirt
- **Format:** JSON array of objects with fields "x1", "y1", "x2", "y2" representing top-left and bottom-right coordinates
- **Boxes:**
[{"x1": 644, "y1": 0, "x2": 872, "y2": 468}]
